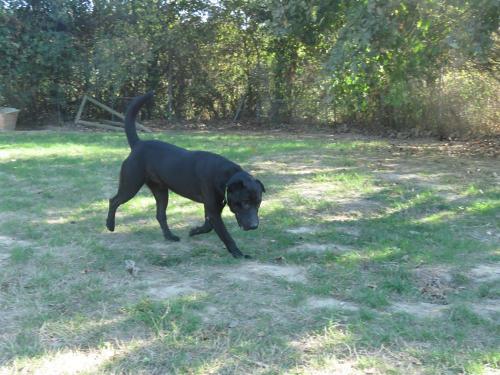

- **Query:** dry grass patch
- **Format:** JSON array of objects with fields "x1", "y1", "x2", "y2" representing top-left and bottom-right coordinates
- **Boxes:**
[
  {"x1": 286, "y1": 226, "x2": 320, "y2": 235},
  {"x1": 390, "y1": 301, "x2": 448, "y2": 319},
  {"x1": 289, "y1": 243, "x2": 354, "y2": 255},
  {"x1": 224, "y1": 262, "x2": 307, "y2": 283},
  {"x1": 1, "y1": 131, "x2": 499, "y2": 373},
  {"x1": 468, "y1": 264, "x2": 500, "y2": 283},
  {"x1": 306, "y1": 297, "x2": 359, "y2": 312},
  {"x1": 470, "y1": 299, "x2": 500, "y2": 321}
]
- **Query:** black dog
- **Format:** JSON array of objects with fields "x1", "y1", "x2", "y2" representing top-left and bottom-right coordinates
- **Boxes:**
[{"x1": 106, "y1": 92, "x2": 265, "y2": 258}]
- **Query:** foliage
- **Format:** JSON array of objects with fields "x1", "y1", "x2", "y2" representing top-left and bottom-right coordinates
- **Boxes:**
[
  {"x1": 0, "y1": 0, "x2": 498, "y2": 134},
  {"x1": 0, "y1": 0, "x2": 89, "y2": 122},
  {"x1": 325, "y1": 0, "x2": 499, "y2": 130}
]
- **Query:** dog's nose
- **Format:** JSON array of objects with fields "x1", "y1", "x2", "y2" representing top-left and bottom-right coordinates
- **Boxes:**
[{"x1": 247, "y1": 220, "x2": 258, "y2": 230}]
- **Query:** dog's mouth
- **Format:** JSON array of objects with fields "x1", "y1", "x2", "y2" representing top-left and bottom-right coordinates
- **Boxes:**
[
  {"x1": 236, "y1": 215, "x2": 259, "y2": 231},
  {"x1": 240, "y1": 224, "x2": 258, "y2": 231}
]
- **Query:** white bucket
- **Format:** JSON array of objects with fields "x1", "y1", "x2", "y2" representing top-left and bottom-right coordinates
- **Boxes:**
[{"x1": 0, "y1": 107, "x2": 20, "y2": 131}]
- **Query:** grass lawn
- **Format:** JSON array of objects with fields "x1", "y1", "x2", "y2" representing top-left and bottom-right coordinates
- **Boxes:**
[{"x1": 0, "y1": 130, "x2": 499, "y2": 374}]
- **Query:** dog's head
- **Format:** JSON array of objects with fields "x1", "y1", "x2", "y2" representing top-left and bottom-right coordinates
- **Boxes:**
[{"x1": 225, "y1": 172, "x2": 265, "y2": 231}]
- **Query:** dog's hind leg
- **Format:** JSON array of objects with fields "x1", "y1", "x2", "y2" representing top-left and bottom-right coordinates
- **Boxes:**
[
  {"x1": 106, "y1": 160, "x2": 144, "y2": 232},
  {"x1": 148, "y1": 184, "x2": 180, "y2": 242},
  {"x1": 189, "y1": 207, "x2": 213, "y2": 237}
]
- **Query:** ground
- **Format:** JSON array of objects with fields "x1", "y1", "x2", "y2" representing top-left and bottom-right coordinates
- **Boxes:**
[{"x1": 0, "y1": 130, "x2": 498, "y2": 374}]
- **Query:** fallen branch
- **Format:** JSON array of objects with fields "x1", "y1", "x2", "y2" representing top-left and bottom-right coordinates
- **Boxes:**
[
  {"x1": 74, "y1": 95, "x2": 152, "y2": 132},
  {"x1": 102, "y1": 119, "x2": 124, "y2": 127},
  {"x1": 75, "y1": 119, "x2": 122, "y2": 132}
]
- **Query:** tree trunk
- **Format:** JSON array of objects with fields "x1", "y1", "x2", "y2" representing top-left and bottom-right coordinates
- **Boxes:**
[{"x1": 270, "y1": 37, "x2": 297, "y2": 124}]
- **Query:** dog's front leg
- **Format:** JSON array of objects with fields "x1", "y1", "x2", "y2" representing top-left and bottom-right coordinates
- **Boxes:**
[{"x1": 207, "y1": 210, "x2": 250, "y2": 259}]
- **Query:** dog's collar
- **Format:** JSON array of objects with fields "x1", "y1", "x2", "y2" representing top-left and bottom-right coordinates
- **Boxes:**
[{"x1": 224, "y1": 187, "x2": 228, "y2": 205}]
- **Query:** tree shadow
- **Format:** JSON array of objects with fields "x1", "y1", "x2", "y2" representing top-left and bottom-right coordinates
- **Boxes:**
[{"x1": 1, "y1": 134, "x2": 498, "y2": 372}]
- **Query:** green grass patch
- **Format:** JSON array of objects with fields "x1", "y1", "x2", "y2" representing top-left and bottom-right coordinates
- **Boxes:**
[{"x1": 0, "y1": 130, "x2": 498, "y2": 373}]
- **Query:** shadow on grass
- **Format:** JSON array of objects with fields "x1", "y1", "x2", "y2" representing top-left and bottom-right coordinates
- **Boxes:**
[
  {"x1": 0, "y1": 132, "x2": 498, "y2": 372},
  {"x1": 2, "y1": 186, "x2": 497, "y2": 372}
]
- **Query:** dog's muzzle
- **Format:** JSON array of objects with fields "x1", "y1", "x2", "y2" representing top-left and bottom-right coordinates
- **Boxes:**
[
  {"x1": 243, "y1": 222, "x2": 258, "y2": 231},
  {"x1": 237, "y1": 215, "x2": 259, "y2": 231}
]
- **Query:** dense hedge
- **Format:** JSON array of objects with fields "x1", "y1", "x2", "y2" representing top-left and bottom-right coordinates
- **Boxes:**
[{"x1": 1, "y1": 0, "x2": 498, "y2": 135}]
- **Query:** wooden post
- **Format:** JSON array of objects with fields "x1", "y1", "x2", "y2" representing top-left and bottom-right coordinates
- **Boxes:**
[
  {"x1": 233, "y1": 94, "x2": 246, "y2": 123},
  {"x1": 74, "y1": 95, "x2": 87, "y2": 123}
]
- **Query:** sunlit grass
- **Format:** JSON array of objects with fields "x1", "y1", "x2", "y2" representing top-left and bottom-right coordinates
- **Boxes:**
[
  {"x1": 0, "y1": 130, "x2": 498, "y2": 374},
  {"x1": 416, "y1": 210, "x2": 458, "y2": 223}
]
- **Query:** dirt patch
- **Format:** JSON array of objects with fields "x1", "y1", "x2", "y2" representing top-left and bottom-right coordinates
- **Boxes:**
[
  {"x1": 321, "y1": 196, "x2": 384, "y2": 222},
  {"x1": 286, "y1": 226, "x2": 319, "y2": 235},
  {"x1": 0, "y1": 253, "x2": 10, "y2": 267},
  {"x1": 468, "y1": 229, "x2": 500, "y2": 244},
  {"x1": 336, "y1": 226, "x2": 361, "y2": 237},
  {"x1": 251, "y1": 160, "x2": 343, "y2": 178},
  {"x1": 19, "y1": 347, "x2": 118, "y2": 374},
  {"x1": 200, "y1": 305, "x2": 220, "y2": 324},
  {"x1": 468, "y1": 264, "x2": 500, "y2": 283},
  {"x1": 135, "y1": 266, "x2": 201, "y2": 300},
  {"x1": 289, "y1": 243, "x2": 353, "y2": 255},
  {"x1": 0, "y1": 235, "x2": 32, "y2": 248},
  {"x1": 470, "y1": 299, "x2": 500, "y2": 321},
  {"x1": 390, "y1": 301, "x2": 447, "y2": 319},
  {"x1": 414, "y1": 266, "x2": 453, "y2": 303},
  {"x1": 293, "y1": 359, "x2": 367, "y2": 375},
  {"x1": 292, "y1": 182, "x2": 333, "y2": 201},
  {"x1": 306, "y1": 297, "x2": 359, "y2": 311},
  {"x1": 290, "y1": 182, "x2": 383, "y2": 218},
  {"x1": 225, "y1": 262, "x2": 307, "y2": 283},
  {"x1": 376, "y1": 171, "x2": 460, "y2": 200},
  {"x1": 147, "y1": 283, "x2": 198, "y2": 300},
  {"x1": 0, "y1": 212, "x2": 29, "y2": 222},
  {"x1": 409, "y1": 138, "x2": 500, "y2": 159}
]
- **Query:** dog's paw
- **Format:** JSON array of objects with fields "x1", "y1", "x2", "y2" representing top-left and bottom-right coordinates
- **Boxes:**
[
  {"x1": 165, "y1": 234, "x2": 180, "y2": 242},
  {"x1": 106, "y1": 220, "x2": 115, "y2": 232},
  {"x1": 189, "y1": 225, "x2": 212, "y2": 237},
  {"x1": 230, "y1": 251, "x2": 251, "y2": 259}
]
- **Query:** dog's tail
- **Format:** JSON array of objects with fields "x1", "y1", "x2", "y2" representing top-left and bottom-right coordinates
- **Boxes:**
[{"x1": 124, "y1": 91, "x2": 154, "y2": 148}]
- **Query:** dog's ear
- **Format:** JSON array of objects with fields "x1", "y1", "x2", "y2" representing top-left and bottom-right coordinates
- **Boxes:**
[
  {"x1": 227, "y1": 179, "x2": 245, "y2": 192},
  {"x1": 256, "y1": 179, "x2": 265, "y2": 193},
  {"x1": 217, "y1": 177, "x2": 243, "y2": 199}
]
